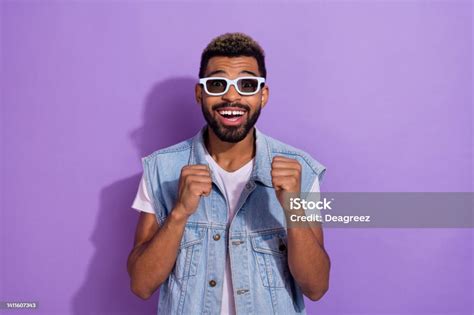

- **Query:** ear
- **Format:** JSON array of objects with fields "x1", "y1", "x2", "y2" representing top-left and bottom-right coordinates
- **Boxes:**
[
  {"x1": 261, "y1": 84, "x2": 269, "y2": 108},
  {"x1": 195, "y1": 83, "x2": 203, "y2": 105}
]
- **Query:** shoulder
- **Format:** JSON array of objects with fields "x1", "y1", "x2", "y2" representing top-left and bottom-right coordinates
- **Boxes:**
[
  {"x1": 263, "y1": 132, "x2": 326, "y2": 173},
  {"x1": 260, "y1": 131, "x2": 327, "y2": 185},
  {"x1": 142, "y1": 138, "x2": 193, "y2": 165},
  {"x1": 145, "y1": 137, "x2": 193, "y2": 157}
]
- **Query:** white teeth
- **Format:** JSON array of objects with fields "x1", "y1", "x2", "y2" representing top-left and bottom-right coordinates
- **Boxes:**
[{"x1": 218, "y1": 110, "x2": 245, "y2": 116}]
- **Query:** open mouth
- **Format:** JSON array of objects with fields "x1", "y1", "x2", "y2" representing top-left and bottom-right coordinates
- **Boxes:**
[
  {"x1": 215, "y1": 108, "x2": 248, "y2": 126},
  {"x1": 217, "y1": 109, "x2": 246, "y2": 121}
]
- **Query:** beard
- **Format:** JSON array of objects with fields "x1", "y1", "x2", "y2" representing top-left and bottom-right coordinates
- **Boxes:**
[{"x1": 201, "y1": 102, "x2": 261, "y2": 143}]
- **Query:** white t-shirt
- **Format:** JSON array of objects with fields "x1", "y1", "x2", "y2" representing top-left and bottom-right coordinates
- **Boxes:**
[
  {"x1": 131, "y1": 154, "x2": 320, "y2": 315},
  {"x1": 203, "y1": 150, "x2": 253, "y2": 315}
]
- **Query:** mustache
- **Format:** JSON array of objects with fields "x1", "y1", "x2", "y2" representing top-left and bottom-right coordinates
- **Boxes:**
[{"x1": 212, "y1": 102, "x2": 250, "y2": 112}]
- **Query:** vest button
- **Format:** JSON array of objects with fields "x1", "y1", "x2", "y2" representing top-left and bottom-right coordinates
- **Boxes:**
[
  {"x1": 245, "y1": 182, "x2": 252, "y2": 189},
  {"x1": 213, "y1": 234, "x2": 221, "y2": 241},
  {"x1": 209, "y1": 280, "x2": 217, "y2": 287}
]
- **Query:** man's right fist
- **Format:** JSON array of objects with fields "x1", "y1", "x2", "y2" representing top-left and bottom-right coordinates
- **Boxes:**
[{"x1": 174, "y1": 164, "x2": 212, "y2": 217}]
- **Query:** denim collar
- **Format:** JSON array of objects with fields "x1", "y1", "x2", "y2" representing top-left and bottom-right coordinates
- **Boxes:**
[{"x1": 189, "y1": 126, "x2": 273, "y2": 188}]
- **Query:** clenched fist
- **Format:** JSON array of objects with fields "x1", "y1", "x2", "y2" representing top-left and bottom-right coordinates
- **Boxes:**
[
  {"x1": 271, "y1": 156, "x2": 302, "y2": 209},
  {"x1": 174, "y1": 164, "x2": 212, "y2": 218}
]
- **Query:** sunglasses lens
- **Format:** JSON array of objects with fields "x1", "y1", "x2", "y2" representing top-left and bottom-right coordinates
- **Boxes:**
[
  {"x1": 206, "y1": 79, "x2": 227, "y2": 94},
  {"x1": 238, "y1": 78, "x2": 260, "y2": 93}
]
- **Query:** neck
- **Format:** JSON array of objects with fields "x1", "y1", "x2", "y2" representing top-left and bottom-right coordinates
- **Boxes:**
[{"x1": 204, "y1": 126, "x2": 256, "y2": 172}]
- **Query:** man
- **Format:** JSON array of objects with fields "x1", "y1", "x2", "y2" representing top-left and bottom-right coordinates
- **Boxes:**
[{"x1": 127, "y1": 32, "x2": 330, "y2": 315}]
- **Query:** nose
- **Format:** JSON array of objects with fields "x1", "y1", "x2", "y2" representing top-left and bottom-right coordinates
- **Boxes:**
[{"x1": 222, "y1": 84, "x2": 241, "y2": 102}]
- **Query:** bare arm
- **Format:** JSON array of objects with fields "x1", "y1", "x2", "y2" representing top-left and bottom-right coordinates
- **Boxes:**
[
  {"x1": 271, "y1": 156, "x2": 330, "y2": 301},
  {"x1": 287, "y1": 222, "x2": 330, "y2": 301},
  {"x1": 127, "y1": 208, "x2": 188, "y2": 300},
  {"x1": 127, "y1": 165, "x2": 212, "y2": 300}
]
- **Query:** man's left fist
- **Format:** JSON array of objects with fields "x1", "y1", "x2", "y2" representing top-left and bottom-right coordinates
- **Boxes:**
[{"x1": 271, "y1": 156, "x2": 302, "y2": 207}]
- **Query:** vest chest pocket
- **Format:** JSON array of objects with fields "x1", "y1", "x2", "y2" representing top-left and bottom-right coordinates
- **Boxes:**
[
  {"x1": 250, "y1": 231, "x2": 290, "y2": 288},
  {"x1": 173, "y1": 225, "x2": 205, "y2": 279}
]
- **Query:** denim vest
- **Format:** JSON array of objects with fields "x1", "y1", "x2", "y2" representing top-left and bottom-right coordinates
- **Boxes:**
[{"x1": 141, "y1": 126, "x2": 326, "y2": 315}]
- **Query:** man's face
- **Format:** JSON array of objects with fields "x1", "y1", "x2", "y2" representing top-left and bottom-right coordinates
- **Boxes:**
[{"x1": 195, "y1": 56, "x2": 269, "y2": 143}]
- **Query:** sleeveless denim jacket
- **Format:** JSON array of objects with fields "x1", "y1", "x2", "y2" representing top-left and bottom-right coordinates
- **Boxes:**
[{"x1": 141, "y1": 126, "x2": 326, "y2": 315}]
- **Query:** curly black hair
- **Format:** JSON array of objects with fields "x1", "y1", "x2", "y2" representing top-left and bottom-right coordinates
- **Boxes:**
[{"x1": 199, "y1": 33, "x2": 266, "y2": 78}]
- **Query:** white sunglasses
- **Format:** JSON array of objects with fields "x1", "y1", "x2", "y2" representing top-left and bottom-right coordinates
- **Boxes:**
[{"x1": 199, "y1": 76, "x2": 266, "y2": 96}]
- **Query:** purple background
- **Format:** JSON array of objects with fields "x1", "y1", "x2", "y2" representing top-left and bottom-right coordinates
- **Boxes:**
[{"x1": 1, "y1": 1, "x2": 472, "y2": 314}]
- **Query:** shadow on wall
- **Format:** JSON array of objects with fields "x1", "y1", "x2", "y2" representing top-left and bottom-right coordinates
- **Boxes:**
[{"x1": 72, "y1": 77, "x2": 204, "y2": 315}]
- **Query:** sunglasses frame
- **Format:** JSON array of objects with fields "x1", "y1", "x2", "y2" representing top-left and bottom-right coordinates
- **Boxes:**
[{"x1": 199, "y1": 76, "x2": 266, "y2": 96}]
